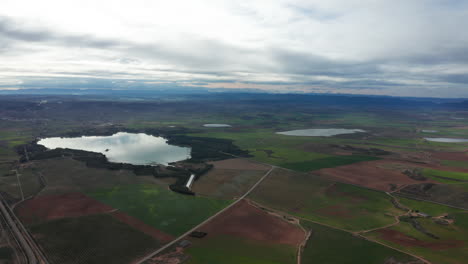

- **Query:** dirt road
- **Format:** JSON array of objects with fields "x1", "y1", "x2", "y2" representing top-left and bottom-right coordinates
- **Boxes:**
[{"x1": 134, "y1": 166, "x2": 276, "y2": 264}]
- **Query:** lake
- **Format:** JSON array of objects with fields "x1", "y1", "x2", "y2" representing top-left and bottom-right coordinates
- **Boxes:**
[
  {"x1": 424, "y1": 138, "x2": 468, "y2": 143},
  {"x1": 203, "y1": 124, "x2": 231, "y2": 127},
  {"x1": 276, "y1": 128, "x2": 365, "y2": 137},
  {"x1": 37, "y1": 132, "x2": 191, "y2": 165}
]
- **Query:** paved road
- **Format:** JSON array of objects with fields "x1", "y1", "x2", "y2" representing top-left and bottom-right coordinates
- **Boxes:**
[
  {"x1": 0, "y1": 194, "x2": 37, "y2": 264},
  {"x1": 135, "y1": 166, "x2": 276, "y2": 264}
]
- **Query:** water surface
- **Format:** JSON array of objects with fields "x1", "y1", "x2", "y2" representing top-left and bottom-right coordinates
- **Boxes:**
[
  {"x1": 424, "y1": 138, "x2": 468, "y2": 143},
  {"x1": 421, "y1": 130, "x2": 438, "y2": 133},
  {"x1": 276, "y1": 128, "x2": 365, "y2": 137},
  {"x1": 37, "y1": 132, "x2": 191, "y2": 165},
  {"x1": 203, "y1": 124, "x2": 231, "y2": 127}
]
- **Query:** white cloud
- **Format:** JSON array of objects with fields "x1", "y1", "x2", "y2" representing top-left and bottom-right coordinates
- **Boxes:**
[{"x1": 1, "y1": 0, "x2": 468, "y2": 97}]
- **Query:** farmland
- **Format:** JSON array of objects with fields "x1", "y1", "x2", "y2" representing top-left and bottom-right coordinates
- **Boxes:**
[
  {"x1": 0, "y1": 93, "x2": 467, "y2": 263},
  {"x1": 192, "y1": 158, "x2": 270, "y2": 199},
  {"x1": 317, "y1": 160, "x2": 435, "y2": 192},
  {"x1": 29, "y1": 214, "x2": 160, "y2": 264},
  {"x1": 87, "y1": 184, "x2": 231, "y2": 235},
  {"x1": 365, "y1": 212, "x2": 468, "y2": 264},
  {"x1": 15, "y1": 192, "x2": 114, "y2": 225},
  {"x1": 301, "y1": 221, "x2": 416, "y2": 264},
  {"x1": 249, "y1": 169, "x2": 401, "y2": 231},
  {"x1": 185, "y1": 235, "x2": 297, "y2": 264},
  {"x1": 181, "y1": 200, "x2": 302, "y2": 264}
]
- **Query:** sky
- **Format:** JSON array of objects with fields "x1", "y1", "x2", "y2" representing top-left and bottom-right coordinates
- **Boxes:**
[{"x1": 1, "y1": 0, "x2": 468, "y2": 97}]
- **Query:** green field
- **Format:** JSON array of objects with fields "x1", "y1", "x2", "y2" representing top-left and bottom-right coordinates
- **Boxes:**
[
  {"x1": 188, "y1": 131, "x2": 382, "y2": 171},
  {"x1": 250, "y1": 169, "x2": 401, "y2": 231},
  {"x1": 29, "y1": 214, "x2": 159, "y2": 264},
  {"x1": 185, "y1": 235, "x2": 296, "y2": 264},
  {"x1": 88, "y1": 184, "x2": 230, "y2": 235},
  {"x1": 301, "y1": 221, "x2": 415, "y2": 264},
  {"x1": 421, "y1": 169, "x2": 468, "y2": 191},
  {"x1": 441, "y1": 160, "x2": 468, "y2": 169},
  {"x1": 366, "y1": 212, "x2": 468, "y2": 264},
  {"x1": 397, "y1": 196, "x2": 465, "y2": 216},
  {"x1": 423, "y1": 168, "x2": 468, "y2": 181},
  {"x1": 280, "y1": 155, "x2": 380, "y2": 172}
]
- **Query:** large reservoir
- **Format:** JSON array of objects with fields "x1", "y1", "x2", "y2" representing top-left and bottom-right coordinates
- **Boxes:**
[{"x1": 37, "y1": 132, "x2": 191, "y2": 165}]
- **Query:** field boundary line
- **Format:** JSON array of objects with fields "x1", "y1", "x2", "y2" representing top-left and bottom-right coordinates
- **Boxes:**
[
  {"x1": 220, "y1": 151, "x2": 468, "y2": 211},
  {"x1": 250, "y1": 200, "x2": 431, "y2": 264},
  {"x1": 134, "y1": 166, "x2": 276, "y2": 264},
  {"x1": 221, "y1": 152, "x2": 439, "y2": 264}
]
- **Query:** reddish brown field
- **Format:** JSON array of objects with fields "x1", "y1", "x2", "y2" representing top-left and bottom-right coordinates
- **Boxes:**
[
  {"x1": 316, "y1": 160, "x2": 434, "y2": 191},
  {"x1": 431, "y1": 152, "x2": 468, "y2": 162},
  {"x1": 111, "y1": 211, "x2": 174, "y2": 243},
  {"x1": 377, "y1": 229, "x2": 464, "y2": 250},
  {"x1": 198, "y1": 199, "x2": 305, "y2": 246},
  {"x1": 208, "y1": 158, "x2": 270, "y2": 171},
  {"x1": 15, "y1": 192, "x2": 113, "y2": 224}
]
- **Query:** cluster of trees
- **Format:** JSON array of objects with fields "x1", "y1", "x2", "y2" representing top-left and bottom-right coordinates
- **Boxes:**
[{"x1": 18, "y1": 134, "x2": 227, "y2": 196}]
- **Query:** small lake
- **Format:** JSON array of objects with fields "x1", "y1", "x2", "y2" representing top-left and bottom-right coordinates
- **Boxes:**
[
  {"x1": 424, "y1": 138, "x2": 468, "y2": 143},
  {"x1": 276, "y1": 128, "x2": 365, "y2": 137},
  {"x1": 421, "y1": 130, "x2": 438, "y2": 133},
  {"x1": 203, "y1": 124, "x2": 232, "y2": 127},
  {"x1": 37, "y1": 132, "x2": 191, "y2": 165}
]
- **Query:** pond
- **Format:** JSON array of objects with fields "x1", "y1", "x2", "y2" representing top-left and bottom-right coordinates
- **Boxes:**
[
  {"x1": 203, "y1": 124, "x2": 232, "y2": 127},
  {"x1": 276, "y1": 128, "x2": 365, "y2": 137},
  {"x1": 424, "y1": 138, "x2": 468, "y2": 143},
  {"x1": 37, "y1": 132, "x2": 191, "y2": 165}
]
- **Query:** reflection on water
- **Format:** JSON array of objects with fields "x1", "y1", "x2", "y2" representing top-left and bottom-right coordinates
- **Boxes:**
[
  {"x1": 37, "y1": 132, "x2": 191, "y2": 165},
  {"x1": 276, "y1": 128, "x2": 365, "y2": 137},
  {"x1": 425, "y1": 138, "x2": 468, "y2": 143}
]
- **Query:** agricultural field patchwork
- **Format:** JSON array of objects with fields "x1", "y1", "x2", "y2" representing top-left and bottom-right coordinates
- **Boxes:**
[
  {"x1": 87, "y1": 184, "x2": 231, "y2": 235},
  {"x1": 250, "y1": 169, "x2": 401, "y2": 231},
  {"x1": 163, "y1": 200, "x2": 302, "y2": 264},
  {"x1": 317, "y1": 160, "x2": 434, "y2": 191},
  {"x1": 29, "y1": 214, "x2": 160, "y2": 264},
  {"x1": 1, "y1": 94, "x2": 468, "y2": 264},
  {"x1": 365, "y1": 212, "x2": 468, "y2": 264},
  {"x1": 192, "y1": 158, "x2": 270, "y2": 199},
  {"x1": 301, "y1": 221, "x2": 417, "y2": 264}
]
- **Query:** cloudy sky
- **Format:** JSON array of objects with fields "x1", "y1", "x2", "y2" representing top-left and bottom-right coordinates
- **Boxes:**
[{"x1": 1, "y1": 0, "x2": 468, "y2": 97}]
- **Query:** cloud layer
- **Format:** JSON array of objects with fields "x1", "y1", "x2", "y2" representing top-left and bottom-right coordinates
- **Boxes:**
[{"x1": 1, "y1": 0, "x2": 468, "y2": 97}]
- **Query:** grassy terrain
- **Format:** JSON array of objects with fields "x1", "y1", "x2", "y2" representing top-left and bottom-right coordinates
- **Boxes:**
[
  {"x1": 421, "y1": 169, "x2": 468, "y2": 191},
  {"x1": 397, "y1": 197, "x2": 465, "y2": 216},
  {"x1": 87, "y1": 184, "x2": 230, "y2": 235},
  {"x1": 250, "y1": 169, "x2": 401, "y2": 231},
  {"x1": 29, "y1": 214, "x2": 160, "y2": 264},
  {"x1": 280, "y1": 155, "x2": 380, "y2": 172},
  {"x1": 0, "y1": 165, "x2": 42, "y2": 200},
  {"x1": 32, "y1": 158, "x2": 147, "y2": 194},
  {"x1": 423, "y1": 168, "x2": 468, "y2": 181},
  {"x1": 365, "y1": 212, "x2": 468, "y2": 264},
  {"x1": 441, "y1": 160, "x2": 468, "y2": 169},
  {"x1": 188, "y1": 131, "x2": 382, "y2": 171},
  {"x1": 192, "y1": 169, "x2": 265, "y2": 199},
  {"x1": 185, "y1": 235, "x2": 296, "y2": 264},
  {"x1": 301, "y1": 221, "x2": 415, "y2": 264}
]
